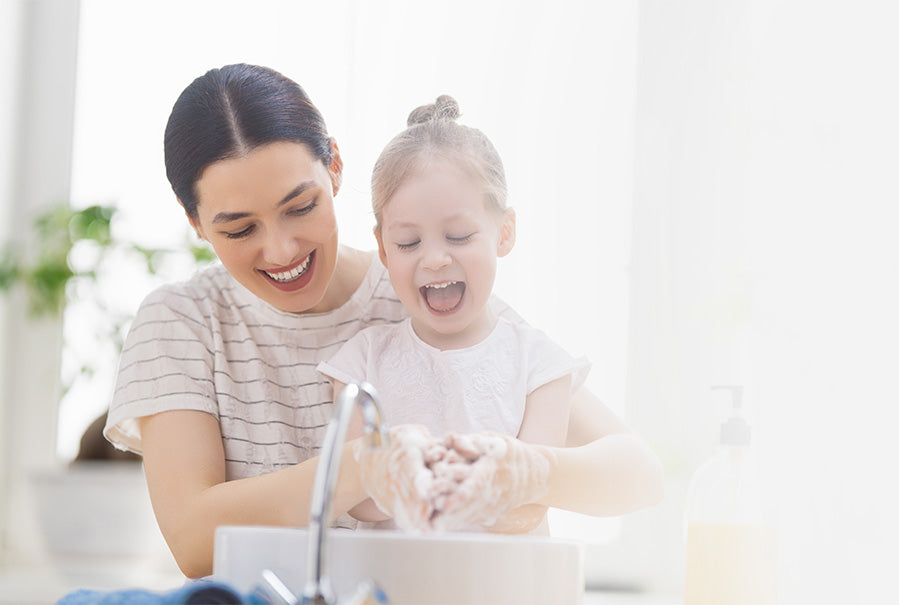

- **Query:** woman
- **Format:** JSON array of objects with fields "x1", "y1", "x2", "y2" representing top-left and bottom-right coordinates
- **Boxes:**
[{"x1": 104, "y1": 63, "x2": 663, "y2": 578}]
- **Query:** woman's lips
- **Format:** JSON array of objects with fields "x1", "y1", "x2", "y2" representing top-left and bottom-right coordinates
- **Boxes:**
[{"x1": 260, "y1": 251, "x2": 316, "y2": 292}]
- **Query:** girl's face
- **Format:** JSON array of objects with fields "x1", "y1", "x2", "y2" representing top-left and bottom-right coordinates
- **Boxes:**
[
  {"x1": 190, "y1": 141, "x2": 342, "y2": 314},
  {"x1": 376, "y1": 159, "x2": 515, "y2": 350}
]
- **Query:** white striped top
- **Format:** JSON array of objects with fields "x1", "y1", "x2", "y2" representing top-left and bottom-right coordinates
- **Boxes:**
[{"x1": 104, "y1": 254, "x2": 407, "y2": 482}]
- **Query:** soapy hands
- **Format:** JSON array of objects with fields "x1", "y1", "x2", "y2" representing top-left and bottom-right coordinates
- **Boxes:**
[{"x1": 355, "y1": 425, "x2": 557, "y2": 532}]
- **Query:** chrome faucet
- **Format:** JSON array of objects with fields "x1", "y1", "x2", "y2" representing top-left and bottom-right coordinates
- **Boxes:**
[{"x1": 256, "y1": 382, "x2": 390, "y2": 605}]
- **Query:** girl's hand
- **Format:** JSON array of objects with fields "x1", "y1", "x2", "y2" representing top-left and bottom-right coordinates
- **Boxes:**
[
  {"x1": 356, "y1": 427, "x2": 558, "y2": 533},
  {"x1": 436, "y1": 433, "x2": 557, "y2": 531}
]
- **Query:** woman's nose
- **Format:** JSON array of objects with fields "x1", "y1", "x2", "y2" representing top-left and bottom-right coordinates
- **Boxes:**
[{"x1": 262, "y1": 224, "x2": 301, "y2": 266}]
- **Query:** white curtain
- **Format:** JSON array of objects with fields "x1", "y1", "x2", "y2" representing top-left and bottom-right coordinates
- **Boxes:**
[
  {"x1": 629, "y1": 1, "x2": 899, "y2": 600},
  {"x1": 64, "y1": 0, "x2": 899, "y2": 599}
]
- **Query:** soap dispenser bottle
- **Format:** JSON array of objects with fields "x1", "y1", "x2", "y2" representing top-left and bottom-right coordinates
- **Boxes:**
[{"x1": 683, "y1": 386, "x2": 778, "y2": 605}]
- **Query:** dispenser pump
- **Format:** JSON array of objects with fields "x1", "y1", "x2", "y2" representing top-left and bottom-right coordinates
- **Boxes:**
[
  {"x1": 684, "y1": 385, "x2": 779, "y2": 604},
  {"x1": 712, "y1": 385, "x2": 750, "y2": 446}
]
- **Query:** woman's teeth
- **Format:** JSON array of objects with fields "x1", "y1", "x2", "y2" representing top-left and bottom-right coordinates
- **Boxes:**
[{"x1": 265, "y1": 255, "x2": 311, "y2": 282}]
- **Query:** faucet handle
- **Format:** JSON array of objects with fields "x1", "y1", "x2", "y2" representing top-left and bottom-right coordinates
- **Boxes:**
[
  {"x1": 341, "y1": 580, "x2": 389, "y2": 604},
  {"x1": 254, "y1": 569, "x2": 299, "y2": 605}
]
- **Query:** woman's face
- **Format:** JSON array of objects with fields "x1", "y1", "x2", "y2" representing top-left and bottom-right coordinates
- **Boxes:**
[{"x1": 190, "y1": 141, "x2": 342, "y2": 314}]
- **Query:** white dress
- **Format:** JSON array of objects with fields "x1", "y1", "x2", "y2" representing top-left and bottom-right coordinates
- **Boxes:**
[{"x1": 317, "y1": 316, "x2": 590, "y2": 438}]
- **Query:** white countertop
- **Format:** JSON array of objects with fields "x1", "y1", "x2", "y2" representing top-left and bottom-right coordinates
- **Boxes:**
[{"x1": 0, "y1": 562, "x2": 681, "y2": 605}]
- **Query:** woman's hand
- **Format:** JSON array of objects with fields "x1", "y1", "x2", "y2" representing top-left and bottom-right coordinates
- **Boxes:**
[{"x1": 354, "y1": 424, "x2": 437, "y2": 530}]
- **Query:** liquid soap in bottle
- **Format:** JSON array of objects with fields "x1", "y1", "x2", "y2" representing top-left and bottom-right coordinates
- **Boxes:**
[{"x1": 683, "y1": 386, "x2": 778, "y2": 605}]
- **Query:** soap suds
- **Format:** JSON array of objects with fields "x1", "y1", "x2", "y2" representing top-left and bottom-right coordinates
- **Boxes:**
[{"x1": 382, "y1": 427, "x2": 533, "y2": 532}]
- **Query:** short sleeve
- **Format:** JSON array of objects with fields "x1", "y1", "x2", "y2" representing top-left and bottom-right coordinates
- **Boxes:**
[
  {"x1": 519, "y1": 324, "x2": 591, "y2": 396},
  {"x1": 104, "y1": 285, "x2": 219, "y2": 454},
  {"x1": 316, "y1": 329, "x2": 372, "y2": 387}
]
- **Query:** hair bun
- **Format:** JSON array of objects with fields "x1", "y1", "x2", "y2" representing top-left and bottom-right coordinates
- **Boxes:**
[{"x1": 406, "y1": 95, "x2": 460, "y2": 126}]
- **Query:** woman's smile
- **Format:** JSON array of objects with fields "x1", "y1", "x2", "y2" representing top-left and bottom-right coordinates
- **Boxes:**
[{"x1": 260, "y1": 250, "x2": 316, "y2": 291}]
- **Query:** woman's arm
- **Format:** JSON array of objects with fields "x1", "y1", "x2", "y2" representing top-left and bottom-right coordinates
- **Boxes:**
[
  {"x1": 441, "y1": 387, "x2": 663, "y2": 530},
  {"x1": 140, "y1": 410, "x2": 368, "y2": 578},
  {"x1": 327, "y1": 379, "x2": 392, "y2": 523},
  {"x1": 543, "y1": 386, "x2": 665, "y2": 514}
]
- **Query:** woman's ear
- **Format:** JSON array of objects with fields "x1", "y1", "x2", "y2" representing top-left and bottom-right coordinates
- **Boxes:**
[
  {"x1": 185, "y1": 207, "x2": 205, "y2": 241},
  {"x1": 497, "y1": 208, "x2": 516, "y2": 257},
  {"x1": 328, "y1": 137, "x2": 344, "y2": 196}
]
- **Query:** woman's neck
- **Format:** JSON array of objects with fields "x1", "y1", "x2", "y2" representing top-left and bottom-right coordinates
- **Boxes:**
[{"x1": 305, "y1": 246, "x2": 372, "y2": 314}]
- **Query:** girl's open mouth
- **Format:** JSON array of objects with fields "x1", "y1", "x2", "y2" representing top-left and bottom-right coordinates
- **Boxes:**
[
  {"x1": 261, "y1": 251, "x2": 315, "y2": 291},
  {"x1": 420, "y1": 281, "x2": 465, "y2": 313}
]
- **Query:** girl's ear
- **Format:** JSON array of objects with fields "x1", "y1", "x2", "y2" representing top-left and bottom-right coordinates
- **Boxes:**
[
  {"x1": 328, "y1": 137, "x2": 344, "y2": 196},
  {"x1": 374, "y1": 227, "x2": 389, "y2": 267},
  {"x1": 497, "y1": 208, "x2": 516, "y2": 257}
]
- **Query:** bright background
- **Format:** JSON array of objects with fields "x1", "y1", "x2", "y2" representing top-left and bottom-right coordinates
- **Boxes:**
[{"x1": 2, "y1": 1, "x2": 898, "y2": 603}]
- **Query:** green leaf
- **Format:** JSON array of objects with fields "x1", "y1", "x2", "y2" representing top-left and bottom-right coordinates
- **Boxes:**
[{"x1": 68, "y1": 205, "x2": 115, "y2": 245}]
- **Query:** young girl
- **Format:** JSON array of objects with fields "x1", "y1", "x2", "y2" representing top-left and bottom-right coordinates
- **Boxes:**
[{"x1": 317, "y1": 96, "x2": 589, "y2": 533}]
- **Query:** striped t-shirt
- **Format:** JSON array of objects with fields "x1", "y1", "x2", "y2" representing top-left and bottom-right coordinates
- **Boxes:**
[{"x1": 104, "y1": 254, "x2": 407, "y2": 482}]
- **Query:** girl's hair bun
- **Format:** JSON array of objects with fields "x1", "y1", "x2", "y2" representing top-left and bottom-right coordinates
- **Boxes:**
[{"x1": 406, "y1": 95, "x2": 460, "y2": 126}]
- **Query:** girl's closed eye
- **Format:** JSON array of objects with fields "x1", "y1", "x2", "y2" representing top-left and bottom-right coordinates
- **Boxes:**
[
  {"x1": 447, "y1": 233, "x2": 474, "y2": 244},
  {"x1": 396, "y1": 239, "x2": 420, "y2": 250}
]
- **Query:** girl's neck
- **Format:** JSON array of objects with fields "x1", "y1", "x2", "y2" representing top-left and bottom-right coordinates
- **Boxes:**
[{"x1": 410, "y1": 306, "x2": 498, "y2": 351}]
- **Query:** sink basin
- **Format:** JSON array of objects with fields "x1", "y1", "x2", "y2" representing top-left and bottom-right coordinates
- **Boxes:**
[{"x1": 213, "y1": 525, "x2": 585, "y2": 604}]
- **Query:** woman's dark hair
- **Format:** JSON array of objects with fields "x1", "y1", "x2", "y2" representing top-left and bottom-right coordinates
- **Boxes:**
[{"x1": 164, "y1": 63, "x2": 332, "y2": 218}]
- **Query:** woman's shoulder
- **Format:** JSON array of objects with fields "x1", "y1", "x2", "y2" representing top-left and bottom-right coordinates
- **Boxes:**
[
  {"x1": 136, "y1": 264, "x2": 240, "y2": 318},
  {"x1": 345, "y1": 250, "x2": 407, "y2": 324}
]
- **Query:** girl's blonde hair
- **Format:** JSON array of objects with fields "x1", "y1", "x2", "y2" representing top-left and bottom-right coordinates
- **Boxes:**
[{"x1": 371, "y1": 95, "x2": 507, "y2": 232}]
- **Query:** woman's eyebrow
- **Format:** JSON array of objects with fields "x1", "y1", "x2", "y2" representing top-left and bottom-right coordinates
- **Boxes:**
[
  {"x1": 276, "y1": 181, "x2": 316, "y2": 207},
  {"x1": 211, "y1": 181, "x2": 317, "y2": 224}
]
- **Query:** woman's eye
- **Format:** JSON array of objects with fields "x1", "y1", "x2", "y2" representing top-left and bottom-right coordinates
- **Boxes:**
[
  {"x1": 396, "y1": 240, "x2": 420, "y2": 250},
  {"x1": 447, "y1": 233, "x2": 474, "y2": 244},
  {"x1": 288, "y1": 200, "x2": 318, "y2": 216},
  {"x1": 225, "y1": 225, "x2": 255, "y2": 239}
]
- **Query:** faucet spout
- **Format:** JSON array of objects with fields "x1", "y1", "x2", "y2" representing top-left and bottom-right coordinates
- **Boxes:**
[{"x1": 302, "y1": 382, "x2": 388, "y2": 605}]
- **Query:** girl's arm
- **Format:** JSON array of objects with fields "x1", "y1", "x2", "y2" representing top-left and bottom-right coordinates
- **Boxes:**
[
  {"x1": 517, "y1": 375, "x2": 572, "y2": 447},
  {"x1": 139, "y1": 410, "x2": 369, "y2": 578},
  {"x1": 486, "y1": 375, "x2": 572, "y2": 533}
]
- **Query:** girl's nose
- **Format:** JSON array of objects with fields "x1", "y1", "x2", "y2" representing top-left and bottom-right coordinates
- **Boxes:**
[
  {"x1": 262, "y1": 224, "x2": 301, "y2": 267},
  {"x1": 421, "y1": 241, "x2": 451, "y2": 271}
]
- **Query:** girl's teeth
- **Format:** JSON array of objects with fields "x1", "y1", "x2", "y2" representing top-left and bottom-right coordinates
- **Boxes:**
[
  {"x1": 426, "y1": 281, "x2": 458, "y2": 289},
  {"x1": 266, "y1": 255, "x2": 311, "y2": 282}
]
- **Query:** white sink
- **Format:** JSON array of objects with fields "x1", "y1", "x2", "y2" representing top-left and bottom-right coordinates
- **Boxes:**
[{"x1": 213, "y1": 525, "x2": 585, "y2": 604}]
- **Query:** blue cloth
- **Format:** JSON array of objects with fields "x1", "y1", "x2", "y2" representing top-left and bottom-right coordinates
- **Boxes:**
[{"x1": 57, "y1": 579, "x2": 268, "y2": 605}]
